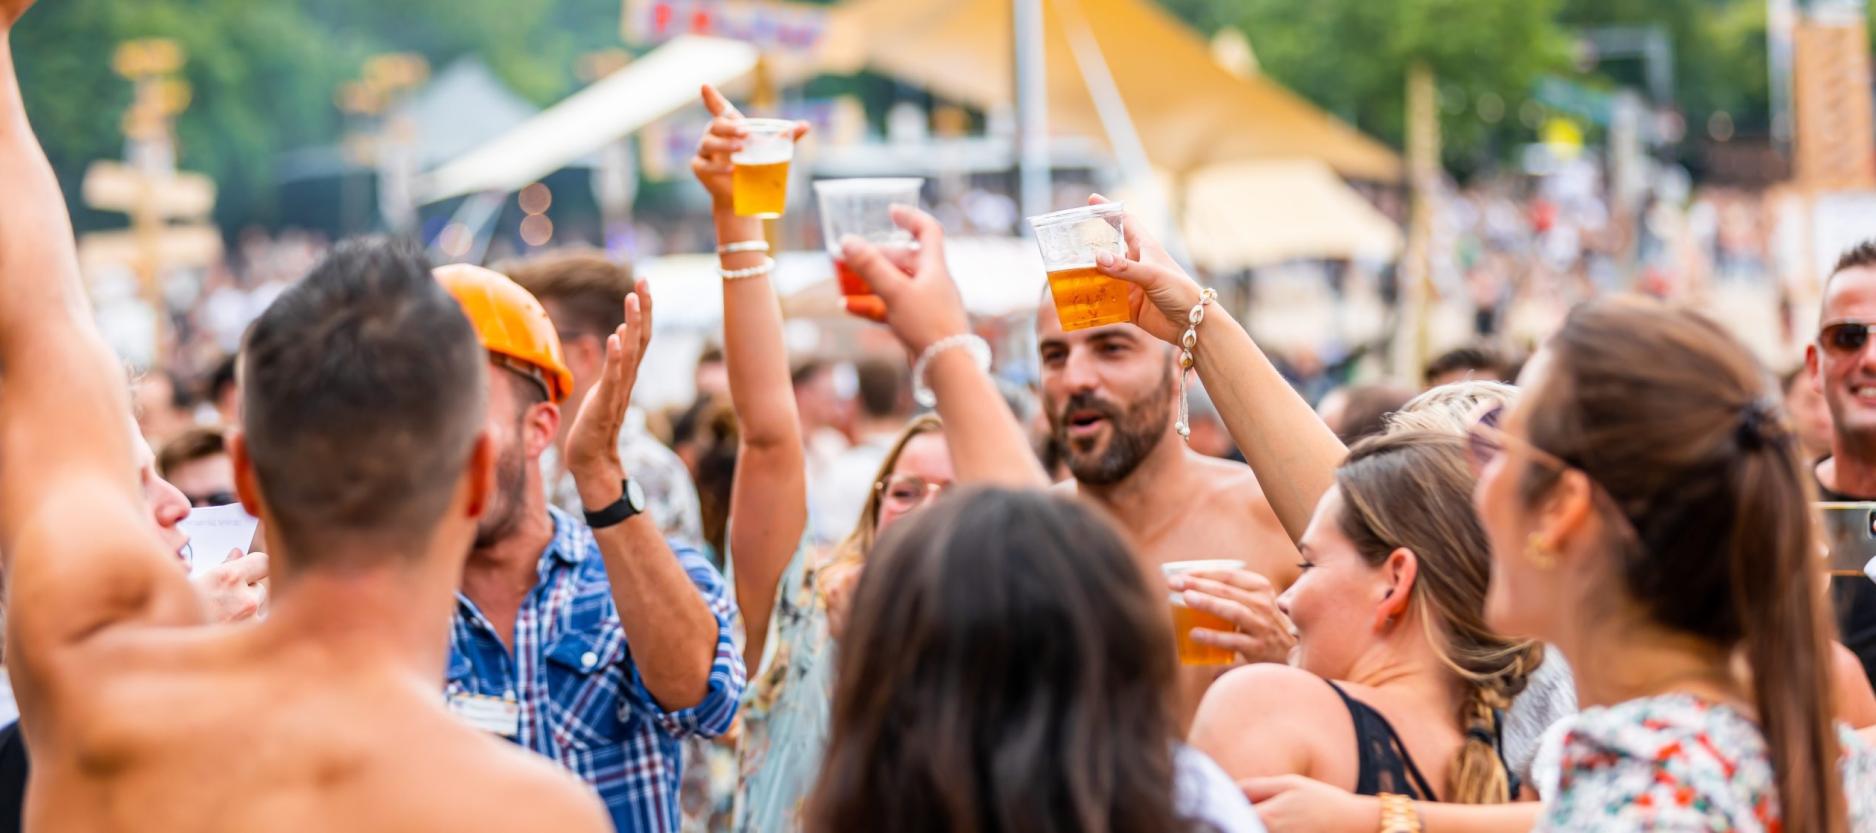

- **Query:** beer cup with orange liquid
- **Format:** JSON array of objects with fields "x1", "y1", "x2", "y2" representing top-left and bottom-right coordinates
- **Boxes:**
[
  {"x1": 814, "y1": 178, "x2": 923, "y2": 304},
  {"x1": 1028, "y1": 203, "x2": 1131, "y2": 331},
  {"x1": 732, "y1": 119, "x2": 797, "y2": 218},
  {"x1": 1161, "y1": 559, "x2": 1246, "y2": 666}
]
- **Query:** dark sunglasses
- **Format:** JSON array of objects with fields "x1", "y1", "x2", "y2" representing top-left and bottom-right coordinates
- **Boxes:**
[
  {"x1": 1820, "y1": 322, "x2": 1876, "y2": 356},
  {"x1": 187, "y1": 490, "x2": 238, "y2": 508}
]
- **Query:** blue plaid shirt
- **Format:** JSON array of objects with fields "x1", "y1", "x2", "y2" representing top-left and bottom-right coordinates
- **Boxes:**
[{"x1": 448, "y1": 506, "x2": 744, "y2": 833}]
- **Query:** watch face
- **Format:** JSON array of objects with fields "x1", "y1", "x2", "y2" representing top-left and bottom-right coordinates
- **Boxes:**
[{"x1": 625, "y1": 479, "x2": 647, "y2": 513}]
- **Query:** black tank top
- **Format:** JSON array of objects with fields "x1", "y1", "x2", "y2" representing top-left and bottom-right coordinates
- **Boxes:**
[{"x1": 1324, "y1": 680, "x2": 1440, "y2": 800}]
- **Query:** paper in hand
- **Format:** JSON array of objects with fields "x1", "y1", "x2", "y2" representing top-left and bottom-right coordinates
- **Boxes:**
[{"x1": 177, "y1": 503, "x2": 260, "y2": 574}]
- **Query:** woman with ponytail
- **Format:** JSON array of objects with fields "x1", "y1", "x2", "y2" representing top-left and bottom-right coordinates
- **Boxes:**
[
  {"x1": 1463, "y1": 296, "x2": 1876, "y2": 831},
  {"x1": 1190, "y1": 431, "x2": 1538, "y2": 804}
]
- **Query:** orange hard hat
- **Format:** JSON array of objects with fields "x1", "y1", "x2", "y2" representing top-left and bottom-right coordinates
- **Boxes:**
[{"x1": 434, "y1": 263, "x2": 575, "y2": 404}]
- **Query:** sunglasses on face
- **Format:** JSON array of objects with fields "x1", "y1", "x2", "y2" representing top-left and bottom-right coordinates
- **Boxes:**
[
  {"x1": 1820, "y1": 322, "x2": 1876, "y2": 356},
  {"x1": 187, "y1": 490, "x2": 238, "y2": 509}
]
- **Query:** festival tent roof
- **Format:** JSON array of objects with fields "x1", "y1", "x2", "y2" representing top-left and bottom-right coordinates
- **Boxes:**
[
  {"x1": 815, "y1": 0, "x2": 1402, "y2": 181},
  {"x1": 1179, "y1": 159, "x2": 1403, "y2": 270},
  {"x1": 415, "y1": 36, "x2": 759, "y2": 202}
]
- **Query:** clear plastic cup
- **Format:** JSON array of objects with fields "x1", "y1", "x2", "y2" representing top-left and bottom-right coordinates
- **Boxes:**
[
  {"x1": 814, "y1": 178, "x2": 923, "y2": 301},
  {"x1": 1161, "y1": 559, "x2": 1246, "y2": 666},
  {"x1": 731, "y1": 119, "x2": 797, "y2": 218},
  {"x1": 1028, "y1": 202, "x2": 1130, "y2": 331}
]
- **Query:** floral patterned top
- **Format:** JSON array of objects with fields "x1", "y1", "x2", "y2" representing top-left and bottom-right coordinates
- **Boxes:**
[
  {"x1": 1537, "y1": 693, "x2": 1876, "y2": 831},
  {"x1": 732, "y1": 543, "x2": 853, "y2": 833}
]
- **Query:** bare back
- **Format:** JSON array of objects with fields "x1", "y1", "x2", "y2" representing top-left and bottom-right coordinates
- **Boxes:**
[{"x1": 21, "y1": 621, "x2": 606, "y2": 833}]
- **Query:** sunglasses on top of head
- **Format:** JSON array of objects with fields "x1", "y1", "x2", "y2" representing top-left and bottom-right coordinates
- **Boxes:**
[{"x1": 1820, "y1": 322, "x2": 1876, "y2": 356}]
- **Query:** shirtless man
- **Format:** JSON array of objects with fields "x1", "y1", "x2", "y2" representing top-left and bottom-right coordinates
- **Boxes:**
[
  {"x1": 1036, "y1": 291, "x2": 1300, "y2": 719},
  {"x1": 0, "y1": 6, "x2": 606, "y2": 830}
]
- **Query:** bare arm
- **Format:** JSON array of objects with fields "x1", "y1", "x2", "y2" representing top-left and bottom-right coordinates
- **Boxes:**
[
  {"x1": 1242, "y1": 775, "x2": 1542, "y2": 833},
  {"x1": 0, "y1": 11, "x2": 201, "y2": 686},
  {"x1": 840, "y1": 206, "x2": 1045, "y2": 488},
  {"x1": 1087, "y1": 197, "x2": 1345, "y2": 541},
  {"x1": 566, "y1": 290, "x2": 723, "y2": 709},
  {"x1": 690, "y1": 85, "x2": 809, "y2": 670}
]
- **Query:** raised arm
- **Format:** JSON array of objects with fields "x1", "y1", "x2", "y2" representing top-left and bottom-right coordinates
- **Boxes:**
[
  {"x1": 840, "y1": 206, "x2": 1046, "y2": 488},
  {"x1": 565, "y1": 286, "x2": 737, "y2": 714},
  {"x1": 0, "y1": 8, "x2": 201, "y2": 679},
  {"x1": 690, "y1": 85, "x2": 809, "y2": 670},
  {"x1": 1086, "y1": 197, "x2": 1345, "y2": 541}
]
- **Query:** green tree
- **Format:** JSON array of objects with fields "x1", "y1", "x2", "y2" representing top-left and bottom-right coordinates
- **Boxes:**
[{"x1": 1162, "y1": 0, "x2": 1572, "y2": 173}]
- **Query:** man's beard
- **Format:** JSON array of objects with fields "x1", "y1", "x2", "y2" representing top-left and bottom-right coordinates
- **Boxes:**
[
  {"x1": 473, "y1": 436, "x2": 530, "y2": 549},
  {"x1": 1051, "y1": 368, "x2": 1174, "y2": 487}
]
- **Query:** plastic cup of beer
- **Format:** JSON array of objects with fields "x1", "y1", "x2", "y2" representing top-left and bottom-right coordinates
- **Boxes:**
[
  {"x1": 1028, "y1": 202, "x2": 1131, "y2": 331},
  {"x1": 1162, "y1": 559, "x2": 1245, "y2": 666},
  {"x1": 731, "y1": 119, "x2": 797, "y2": 219},
  {"x1": 814, "y1": 178, "x2": 923, "y2": 301}
]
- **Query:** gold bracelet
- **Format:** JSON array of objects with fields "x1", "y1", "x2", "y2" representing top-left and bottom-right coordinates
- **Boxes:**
[{"x1": 1378, "y1": 794, "x2": 1422, "y2": 833}]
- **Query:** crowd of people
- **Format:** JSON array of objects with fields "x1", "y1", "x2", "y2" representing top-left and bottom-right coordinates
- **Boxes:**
[{"x1": 7, "y1": 2, "x2": 1876, "y2": 832}]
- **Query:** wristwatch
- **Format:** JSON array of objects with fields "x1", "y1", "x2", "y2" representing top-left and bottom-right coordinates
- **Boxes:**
[{"x1": 584, "y1": 479, "x2": 647, "y2": 530}]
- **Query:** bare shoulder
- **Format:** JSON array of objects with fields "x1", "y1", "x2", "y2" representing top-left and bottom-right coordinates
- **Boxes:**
[
  {"x1": 1190, "y1": 454, "x2": 1269, "y2": 499},
  {"x1": 412, "y1": 732, "x2": 609, "y2": 832},
  {"x1": 1190, "y1": 664, "x2": 1342, "y2": 780}
]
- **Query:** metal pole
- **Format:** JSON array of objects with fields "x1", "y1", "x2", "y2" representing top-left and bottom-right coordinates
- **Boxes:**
[
  {"x1": 1769, "y1": 0, "x2": 1796, "y2": 151},
  {"x1": 1014, "y1": 0, "x2": 1051, "y2": 219}
]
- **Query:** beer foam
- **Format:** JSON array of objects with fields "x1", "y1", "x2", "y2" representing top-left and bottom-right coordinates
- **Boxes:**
[{"x1": 732, "y1": 143, "x2": 794, "y2": 166}]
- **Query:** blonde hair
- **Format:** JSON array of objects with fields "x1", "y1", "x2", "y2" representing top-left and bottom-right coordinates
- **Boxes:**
[
  {"x1": 1386, "y1": 380, "x2": 1520, "y2": 436},
  {"x1": 1336, "y1": 431, "x2": 1539, "y2": 804},
  {"x1": 828, "y1": 415, "x2": 944, "y2": 568}
]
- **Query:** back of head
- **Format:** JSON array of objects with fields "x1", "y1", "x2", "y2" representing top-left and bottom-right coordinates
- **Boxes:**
[
  {"x1": 241, "y1": 237, "x2": 487, "y2": 565},
  {"x1": 854, "y1": 357, "x2": 906, "y2": 421},
  {"x1": 1388, "y1": 380, "x2": 1520, "y2": 437},
  {"x1": 1335, "y1": 432, "x2": 1538, "y2": 804},
  {"x1": 1333, "y1": 382, "x2": 1416, "y2": 445},
  {"x1": 499, "y1": 248, "x2": 634, "y2": 338},
  {"x1": 156, "y1": 427, "x2": 226, "y2": 479},
  {"x1": 809, "y1": 487, "x2": 1192, "y2": 833},
  {"x1": 1524, "y1": 295, "x2": 1841, "y2": 831},
  {"x1": 1424, "y1": 343, "x2": 1511, "y2": 387}
]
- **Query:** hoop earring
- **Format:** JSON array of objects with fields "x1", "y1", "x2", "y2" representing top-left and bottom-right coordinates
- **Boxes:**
[{"x1": 1524, "y1": 534, "x2": 1556, "y2": 570}]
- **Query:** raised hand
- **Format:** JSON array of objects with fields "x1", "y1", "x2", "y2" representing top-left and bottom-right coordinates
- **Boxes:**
[
  {"x1": 1084, "y1": 194, "x2": 1207, "y2": 345},
  {"x1": 689, "y1": 84, "x2": 809, "y2": 214},
  {"x1": 1169, "y1": 567, "x2": 1295, "y2": 665},
  {"x1": 838, "y1": 205, "x2": 969, "y2": 356},
  {"x1": 566, "y1": 282, "x2": 654, "y2": 480}
]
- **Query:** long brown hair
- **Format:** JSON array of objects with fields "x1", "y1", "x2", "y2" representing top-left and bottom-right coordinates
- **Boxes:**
[
  {"x1": 806, "y1": 487, "x2": 1200, "y2": 833},
  {"x1": 1521, "y1": 296, "x2": 1842, "y2": 832},
  {"x1": 1336, "y1": 431, "x2": 1540, "y2": 804}
]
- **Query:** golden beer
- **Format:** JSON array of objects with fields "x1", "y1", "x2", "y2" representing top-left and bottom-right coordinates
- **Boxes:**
[
  {"x1": 733, "y1": 159, "x2": 791, "y2": 219},
  {"x1": 1171, "y1": 599, "x2": 1237, "y2": 666},
  {"x1": 1047, "y1": 265, "x2": 1132, "y2": 331}
]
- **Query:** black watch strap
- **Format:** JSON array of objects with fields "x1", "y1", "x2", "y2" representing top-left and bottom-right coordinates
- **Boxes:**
[{"x1": 584, "y1": 479, "x2": 645, "y2": 530}]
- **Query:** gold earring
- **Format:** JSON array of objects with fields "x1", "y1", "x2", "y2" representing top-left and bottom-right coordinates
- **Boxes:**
[{"x1": 1524, "y1": 534, "x2": 1557, "y2": 570}]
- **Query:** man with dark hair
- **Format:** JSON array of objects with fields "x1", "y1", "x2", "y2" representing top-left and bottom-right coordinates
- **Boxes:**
[
  {"x1": 1807, "y1": 239, "x2": 1876, "y2": 688},
  {"x1": 1421, "y1": 342, "x2": 1510, "y2": 388},
  {"x1": 501, "y1": 250, "x2": 704, "y2": 549},
  {"x1": 1035, "y1": 293, "x2": 1298, "y2": 719},
  {"x1": 0, "y1": 4, "x2": 608, "y2": 827},
  {"x1": 435, "y1": 264, "x2": 741, "y2": 833},
  {"x1": 156, "y1": 427, "x2": 236, "y2": 508},
  {"x1": 1317, "y1": 382, "x2": 1416, "y2": 445}
]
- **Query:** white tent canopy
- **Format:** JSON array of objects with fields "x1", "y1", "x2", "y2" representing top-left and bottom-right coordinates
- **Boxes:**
[
  {"x1": 1178, "y1": 159, "x2": 1402, "y2": 271},
  {"x1": 415, "y1": 36, "x2": 759, "y2": 203}
]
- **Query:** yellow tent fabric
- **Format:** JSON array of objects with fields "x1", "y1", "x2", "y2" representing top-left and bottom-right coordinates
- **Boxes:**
[
  {"x1": 1178, "y1": 159, "x2": 1403, "y2": 270},
  {"x1": 818, "y1": 0, "x2": 1402, "y2": 181}
]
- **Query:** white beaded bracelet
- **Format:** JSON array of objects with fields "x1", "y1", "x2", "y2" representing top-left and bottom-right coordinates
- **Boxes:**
[
  {"x1": 717, "y1": 240, "x2": 770, "y2": 255},
  {"x1": 911, "y1": 333, "x2": 992, "y2": 408},
  {"x1": 1174, "y1": 288, "x2": 1218, "y2": 442},
  {"x1": 719, "y1": 257, "x2": 776, "y2": 281}
]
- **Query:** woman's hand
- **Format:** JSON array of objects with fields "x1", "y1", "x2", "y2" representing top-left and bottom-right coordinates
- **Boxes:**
[
  {"x1": 1083, "y1": 194, "x2": 1207, "y2": 346},
  {"x1": 1170, "y1": 567, "x2": 1296, "y2": 665},
  {"x1": 689, "y1": 84, "x2": 809, "y2": 215},
  {"x1": 839, "y1": 205, "x2": 970, "y2": 357},
  {"x1": 1242, "y1": 775, "x2": 1378, "y2": 833},
  {"x1": 566, "y1": 283, "x2": 653, "y2": 484}
]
